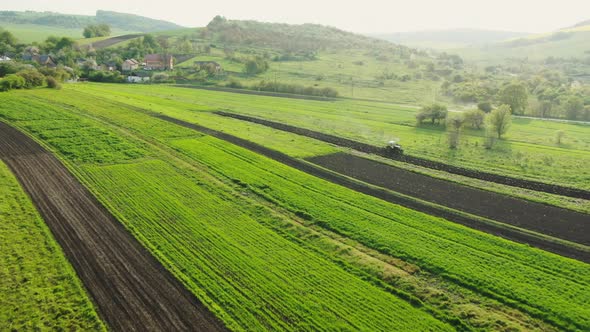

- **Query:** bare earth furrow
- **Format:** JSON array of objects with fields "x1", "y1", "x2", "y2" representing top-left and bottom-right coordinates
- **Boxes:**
[
  {"x1": 149, "y1": 114, "x2": 590, "y2": 262},
  {"x1": 0, "y1": 121, "x2": 226, "y2": 332}
]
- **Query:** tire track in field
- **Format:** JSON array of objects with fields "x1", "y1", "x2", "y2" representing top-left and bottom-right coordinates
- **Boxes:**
[
  {"x1": 149, "y1": 114, "x2": 590, "y2": 263},
  {"x1": 215, "y1": 111, "x2": 590, "y2": 200},
  {"x1": 0, "y1": 122, "x2": 227, "y2": 332}
]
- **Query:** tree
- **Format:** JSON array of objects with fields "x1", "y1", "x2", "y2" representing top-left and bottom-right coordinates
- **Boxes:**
[
  {"x1": 486, "y1": 104, "x2": 512, "y2": 139},
  {"x1": 83, "y1": 24, "x2": 111, "y2": 38},
  {"x1": 0, "y1": 62, "x2": 18, "y2": 77},
  {"x1": 0, "y1": 28, "x2": 18, "y2": 54},
  {"x1": 464, "y1": 109, "x2": 485, "y2": 129},
  {"x1": 538, "y1": 100, "x2": 552, "y2": 118},
  {"x1": 446, "y1": 113, "x2": 465, "y2": 149},
  {"x1": 244, "y1": 57, "x2": 269, "y2": 76},
  {"x1": 415, "y1": 110, "x2": 429, "y2": 125},
  {"x1": 477, "y1": 101, "x2": 492, "y2": 113},
  {"x1": 564, "y1": 96, "x2": 583, "y2": 120},
  {"x1": 416, "y1": 104, "x2": 448, "y2": 126},
  {"x1": 554, "y1": 130, "x2": 565, "y2": 144},
  {"x1": 498, "y1": 82, "x2": 528, "y2": 115}
]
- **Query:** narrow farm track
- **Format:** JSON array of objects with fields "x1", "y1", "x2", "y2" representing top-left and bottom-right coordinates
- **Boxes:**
[
  {"x1": 309, "y1": 152, "x2": 590, "y2": 246},
  {"x1": 0, "y1": 122, "x2": 227, "y2": 332},
  {"x1": 215, "y1": 111, "x2": 590, "y2": 200},
  {"x1": 151, "y1": 114, "x2": 590, "y2": 263},
  {"x1": 90, "y1": 34, "x2": 144, "y2": 49}
]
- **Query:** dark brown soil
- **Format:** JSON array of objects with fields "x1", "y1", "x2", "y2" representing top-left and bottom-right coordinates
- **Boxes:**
[
  {"x1": 151, "y1": 114, "x2": 590, "y2": 263},
  {"x1": 91, "y1": 34, "x2": 144, "y2": 49},
  {"x1": 0, "y1": 122, "x2": 227, "y2": 332},
  {"x1": 309, "y1": 152, "x2": 590, "y2": 246},
  {"x1": 215, "y1": 111, "x2": 590, "y2": 200}
]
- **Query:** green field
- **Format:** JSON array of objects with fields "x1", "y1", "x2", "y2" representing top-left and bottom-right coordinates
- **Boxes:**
[
  {"x1": 453, "y1": 25, "x2": 590, "y2": 64},
  {"x1": 1, "y1": 87, "x2": 589, "y2": 330},
  {"x1": 0, "y1": 23, "x2": 134, "y2": 43},
  {"x1": 0, "y1": 160, "x2": 104, "y2": 331},
  {"x1": 65, "y1": 83, "x2": 590, "y2": 190}
]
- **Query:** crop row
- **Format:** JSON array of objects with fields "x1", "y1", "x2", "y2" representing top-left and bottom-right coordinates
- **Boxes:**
[
  {"x1": 68, "y1": 83, "x2": 590, "y2": 190},
  {"x1": 0, "y1": 93, "x2": 452, "y2": 330},
  {"x1": 0, "y1": 160, "x2": 104, "y2": 331},
  {"x1": 6, "y1": 88, "x2": 590, "y2": 330}
]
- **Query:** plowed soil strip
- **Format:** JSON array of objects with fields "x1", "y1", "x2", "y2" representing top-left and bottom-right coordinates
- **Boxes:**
[
  {"x1": 309, "y1": 152, "x2": 590, "y2": 245},
  {"x1": 151, "y1": 114, "x2": 590, "y2": 263},
  {"x1": 215, "y1": 111, "x2": 590, "y2": 200},
  {"x1": 0, "y1": 122, "x2": 226, "y2": 332}
]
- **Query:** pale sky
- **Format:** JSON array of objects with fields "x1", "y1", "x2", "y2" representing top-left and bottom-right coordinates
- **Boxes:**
[{"x1": 2, "y1": 0, "x2": 590, "y2": 33}]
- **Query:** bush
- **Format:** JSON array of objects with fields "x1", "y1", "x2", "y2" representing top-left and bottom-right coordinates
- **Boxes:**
[
  {"x1": 226, "y1": 79, "x2": 244, "y2": 89},
  {"x1": 0, "y1": 62, "x2": 18, "y2": 77},
  {"x1": 46, "y1": 76, "x2": 61, "y2": 89},
  {"x1": 244, "y1": 57, "x2": 269, "y2": 75},
  {"x1": 0, "y1": 74, "x2": 26, "y2": 91},
  {"x1": 17, "y1": 69, "x2": 45, "y2": 88},
  {"x1": 464, "y1": 109, "x2": 485, "y2": 129},
  {"x1": 152, "y1": 73, "x2": 174, "y2": 83},
  {"x1": 254, "y1": 80, "x2": 338, "y2": 97},
  {"x1": 39, "y1": 67, "x2": 71, "y2": 82},
  {"x1": 88, "y1": 71, "x2": 124, "y2": 83}
]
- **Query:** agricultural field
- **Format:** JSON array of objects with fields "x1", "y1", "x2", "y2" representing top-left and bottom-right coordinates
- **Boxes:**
[
  {"x1": 0, "y1": 160, "x2": 104, "y2": 331},
  {"x1": 1, "y1": 86, "x2": 589, "y2": 331},
  {"x1": 66, "y1": 83, "x2": 590, "y2": 191}
]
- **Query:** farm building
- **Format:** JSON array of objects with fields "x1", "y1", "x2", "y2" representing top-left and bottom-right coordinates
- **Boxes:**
[
  {"x1": 22, "y1": 54, "x2": 56, "y2": 67},
  {"x1": 0, "y1": 55, "x2": 11, "y2": 62},
  {"x1": 122, "y1": 59, "x2": 140, "y2": 71},
  {"x1": 144, "y1": 54, "x2": 174, "y2": 70}
]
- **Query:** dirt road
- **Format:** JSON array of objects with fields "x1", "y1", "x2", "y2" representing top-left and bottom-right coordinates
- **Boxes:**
[{"x1": 0, "y1": 122, "x2": 226, "y2": 332}]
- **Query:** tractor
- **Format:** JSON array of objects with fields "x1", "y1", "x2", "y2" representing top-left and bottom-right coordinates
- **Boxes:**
[{"x1": 385, "y1": 140, "x2": 404, "y2": 155}]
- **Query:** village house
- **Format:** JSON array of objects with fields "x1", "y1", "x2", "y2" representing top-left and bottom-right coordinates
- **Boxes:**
[
  {"x1": 22, "y1": 54, "x2": 57, "y2": 67},
  {"x1": 0, "y1": 55, "x2": 12, "y2": 62},
  {"x1": 144, "y1": 54, "x2": 174, "y2": 70},
  {"x1": 104, "y1": 61, "x2": 117, "y2": 71},
  {"x1": 122, "y1": 58, "x2": 140, "y2": 71}
]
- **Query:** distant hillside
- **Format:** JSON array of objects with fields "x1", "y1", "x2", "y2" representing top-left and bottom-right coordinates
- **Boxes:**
[
  {"x1": 202, "y1": 16, "x2": 405, "y2": 53},
  {"x1": 570, "y1": 19, "x2": 590, "y2": 29},
  {"x1": 0, "y1": 10, "x2": 182, "y2": 33},
  {"x1": 455, "y1": 25, "x2": 590, "y2": 64},
  {"x1": 371, "y1": 29, "x2": 528, "y2": 49}
]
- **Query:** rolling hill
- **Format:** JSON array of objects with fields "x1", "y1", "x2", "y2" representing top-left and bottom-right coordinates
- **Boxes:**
[
  {"x1": 453, "y1": 20, "x2": 590, "y2": 63},
  {"x1": 371, "y1": 29, "x2": 528, "y2": 49},
  {"x1": 0, "y1": 10, "x2": 183, "y2": 42}
]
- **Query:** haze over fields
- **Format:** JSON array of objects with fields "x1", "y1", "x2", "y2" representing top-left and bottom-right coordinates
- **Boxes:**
[{"x1": 1, "y1": 1, "x2": 589, "y2": 331}]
